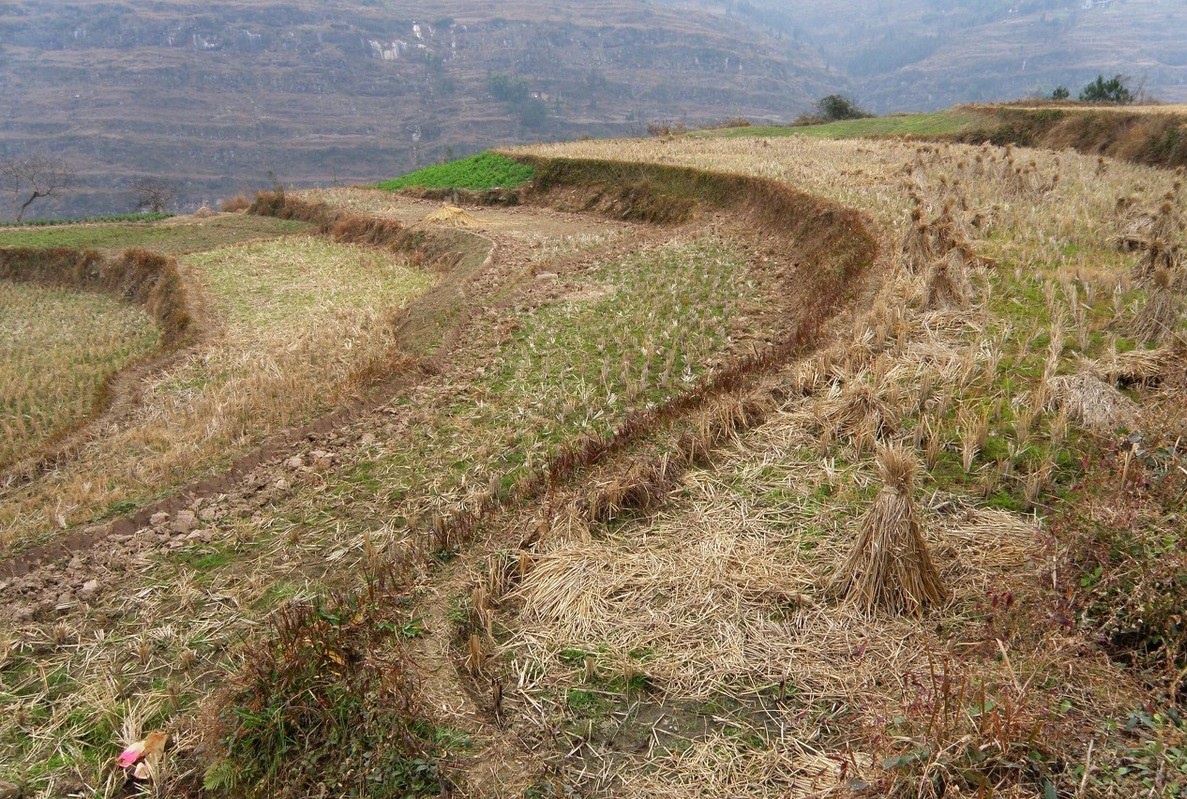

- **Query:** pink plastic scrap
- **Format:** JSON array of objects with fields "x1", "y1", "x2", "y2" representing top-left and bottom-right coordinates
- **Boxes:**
[
  {"x1": 116, "y1": 742, "x2": 145, "y2": 769},
  {"x1": 115, "y1": 731, "x2": 169, "y2": 779}
]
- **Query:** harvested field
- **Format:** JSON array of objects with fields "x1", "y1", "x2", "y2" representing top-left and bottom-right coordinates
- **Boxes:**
[
  {"x1": 2, "y1": 129, "x2": 1186, "y2": 799},
  {"x1": 0, "y1": 237, "x2": 434, "y2": 549}
]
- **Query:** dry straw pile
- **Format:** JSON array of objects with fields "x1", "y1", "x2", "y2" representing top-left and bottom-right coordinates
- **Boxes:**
[
  {"x1": 1044, "y1": 372, "x2": 1139, "y2": 433},
  {"x1": 832, "y1": 444, "x2": 947, "y2": 616},
  {"x1": 421, "y1": 204, "x2": 477, "y2": 228},
  {"x1": 1130, "y1": 267, "x2": 1183, "y2": 344}
]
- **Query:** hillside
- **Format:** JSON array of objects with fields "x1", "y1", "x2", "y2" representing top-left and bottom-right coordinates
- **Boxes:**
[
  {"x1": 727, "y1": 0, "x2": 1187, "y2": 112},
  {"x1": 0, "y1": 0, "x2": 832, "y2": 219},
  {"x1": 7, "y1": 2, "x2": 1187, "y2": 221}
]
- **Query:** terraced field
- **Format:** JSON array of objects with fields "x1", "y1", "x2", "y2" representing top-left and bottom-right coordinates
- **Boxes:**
[
  {"x1": 0, "y1": 284, "x2": 159, "y2": 469},
  {"x1": 1, "y1": 126, "x2": 1185, "y2": 799}
]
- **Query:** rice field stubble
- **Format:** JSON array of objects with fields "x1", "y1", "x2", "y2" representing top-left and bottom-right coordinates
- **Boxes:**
[
  {"x1": 0, "y1": 196, "x2": 802, "y2": 795},
  {"x1": 480, "y1": 137, "x2": 1187, "y2": 796},
  {"x1": 0, "y1": 233, "x2": 435, "y2": 551},
  {"x1": 0, "y1": 283, "x2": 160, "y2": 470},
  {"x1": 3, "y1": 137, "x2": 1186, "y2": 798}
]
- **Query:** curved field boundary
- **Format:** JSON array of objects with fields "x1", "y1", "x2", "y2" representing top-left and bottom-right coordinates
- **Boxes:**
[
  {"x1": 0, "y1": 212, "x2": 496, "y2": 578},
  {"x1": 0, "y1": 247, "x2": 201, "y2": 481},
  {"x1": 0, "y1": 246, "x2": 196, "y2": 348},
  {"x1": 1, "y1": 160, "x2": 883, "y2": 593},
  {"x1": 199, "y1": 158, "x2": 890, "y2": 794},
  {"x1": 520, "y1": 155, "x2": 875, "y2": 293},
  {"x1": 248, "y1": 191, "x2": 468, "y2": 269},
  {"x1": 394, "y1": 154, "x2": 884, "y2": 571},
  {"x1": 955, "y1": 106, "x2": 1187, "y2": 170}
]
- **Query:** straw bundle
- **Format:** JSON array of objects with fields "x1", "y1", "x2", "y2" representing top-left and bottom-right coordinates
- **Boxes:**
[
  {"x1": 816, "y1": 378, "x2": 895, "y2": 440},
  {"x1": 1132, "y1": 242, "x2": 1182, "y2": 285},
  {"x1": 1090, "y1": 346, "x2": 1175, "y2": 386},
  {"x1": 620, "y1": 730, "x2": 857, "y2": 799},
  {"x1": 832, "y1": 446, "x2": 947, "y2": 617},
  {"x1": 1113, "y1": 209, "x2": 1154, "y2": 252},
  {"x1": 1151, "y1": 198, "x2": 1184, "y2": 244},
  {"x1": 938, "y1": 508, "x2": 1038, "y2": 571},
  {"x1": 924, "y1": 250, "x2": 971, "y2": 311},
  {"x1": 901, "y1": 213, "x2": 933, "y2": 274},
  {"x1": 1130, "y1": 269, "x2": 1184, "y2": 345},
  {"x1": 421, "y1": 204, "x2": 476, "y2": 227},
  {"x1": 1045, "y1": 373, "x2": 1139, "y2": 433}
]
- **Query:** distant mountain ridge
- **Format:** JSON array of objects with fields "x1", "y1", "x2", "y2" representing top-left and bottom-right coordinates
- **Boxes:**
[
  {"x1": 0, "y1": 0, "x2": 833, "y2": 217},
  {"x1": 5, "y1": 0, "x2": 1186, "y2": 218},
  {"x1": 723, "y1": 0, "x2": 1187, "y2": 111}
]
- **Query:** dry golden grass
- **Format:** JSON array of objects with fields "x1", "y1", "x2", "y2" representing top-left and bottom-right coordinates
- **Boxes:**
[
  {"x1": 0, "y1": 283, "x2": 159, "y2": 469},
  {"x1": 0, "y1": 237, "x2": 432, "y2": 547},
  {"x1": 510, "y1": 135, "x2": 1178, "y2": 270},
  {"x1": 1010, "y1": 103, "x2": 1187, "y2": 115}
]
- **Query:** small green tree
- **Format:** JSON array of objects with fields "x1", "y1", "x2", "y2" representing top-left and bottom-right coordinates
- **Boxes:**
[
  {"x1": 816, "y1": 94, "x2": 871, "y2": 122},
  {"x1": 1051, "y1": 85, "x2": 1070, "y2": 100},
  {"x1": 1079, "y1": 74, "x2": 1133, "y2": 105}
]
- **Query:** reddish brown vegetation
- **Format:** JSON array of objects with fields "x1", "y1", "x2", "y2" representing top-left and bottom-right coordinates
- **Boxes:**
[{"x1": 962, "y1": 107, "x2": 1187, "y2": 170}]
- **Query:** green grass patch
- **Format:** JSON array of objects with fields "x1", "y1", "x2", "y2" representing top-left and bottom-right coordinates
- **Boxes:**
[
  {"x1": 696, "y1": 110, "x2": 990, "y2": 140},
  {"x1": 376, "y1": 152, "x2": 534, "y2": 191},
  {"x1": 172, "y1": 545, "x2": 236, "y2": 573},
  {"x1": 5, "y1": 211, "x2": 173, "y2": 227},
  {"x1": 0, "y1": 214, "x2": 309, "y2": 253}
]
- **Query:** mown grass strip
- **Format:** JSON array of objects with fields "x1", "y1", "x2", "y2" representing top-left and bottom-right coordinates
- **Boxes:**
[
  {"x1": 0, "y1": 215, "x2": 309, "y2": 253},
  {"x1": 697, "y1": 110, "x2": 990, "y2": 140},
  {"x1": 377, "y1": 152, "x2": 534, "y2": 191}
]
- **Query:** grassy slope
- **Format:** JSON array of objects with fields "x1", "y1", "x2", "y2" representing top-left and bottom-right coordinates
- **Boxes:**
[{"x1": 0, "y1": 283, "x2": 159, "y2": 468}]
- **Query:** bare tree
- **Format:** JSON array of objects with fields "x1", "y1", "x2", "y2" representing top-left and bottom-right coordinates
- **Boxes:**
[
  {"x1": 129, "y1": 177, "x2": 178, "y2": 213},
  {"x1": 1, "y1": 153, "x2": 74, "y2": 223}
]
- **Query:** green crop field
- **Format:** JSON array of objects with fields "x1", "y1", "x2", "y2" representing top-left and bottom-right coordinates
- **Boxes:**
[{"x1": 376, "y1": 151, "x2": 535, "y2": 191}]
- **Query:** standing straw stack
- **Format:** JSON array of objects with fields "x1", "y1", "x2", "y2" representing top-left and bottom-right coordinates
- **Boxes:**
[
  {"x1": 833, "y1": 445, "x2": 947, "y2": 616},
  {"x1": 1131, "y1": 268, "x2": 1183, "y2": 345}
]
